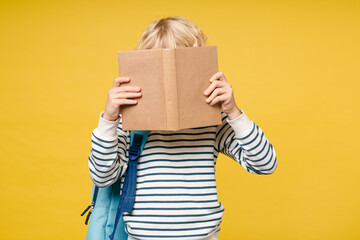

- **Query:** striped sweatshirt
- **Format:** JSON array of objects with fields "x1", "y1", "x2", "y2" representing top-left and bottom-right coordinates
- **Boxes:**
[{"x1": 88, "y1": 108, "x2": 278, "y2": 240}]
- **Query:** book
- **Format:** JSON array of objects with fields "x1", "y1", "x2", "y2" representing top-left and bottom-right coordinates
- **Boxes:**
[{"x1": 117, "y1": 46, "x2": 222, "y2": 131}]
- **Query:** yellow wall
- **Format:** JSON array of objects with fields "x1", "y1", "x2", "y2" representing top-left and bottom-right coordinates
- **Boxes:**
[{"x1": 0, "y1": 0, "x2": 359, "y2": 239}]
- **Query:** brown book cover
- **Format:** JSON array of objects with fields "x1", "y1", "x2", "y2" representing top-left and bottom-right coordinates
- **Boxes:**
[{"x1": 117, "y1": 46, "x2": 222, "y2": 131}]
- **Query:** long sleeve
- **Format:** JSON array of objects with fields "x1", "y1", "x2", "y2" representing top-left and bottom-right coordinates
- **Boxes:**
[
  {"x1": 88, "y1": 111, "x2": 130, "y2": 187},
  {"x1": 214, "y1": 108, "x2": 278, "y2": 174}
]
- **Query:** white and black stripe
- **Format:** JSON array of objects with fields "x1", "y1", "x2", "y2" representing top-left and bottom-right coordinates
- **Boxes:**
[{"x1": 88, "y1": 109, "x2": 277, "y2": 240}]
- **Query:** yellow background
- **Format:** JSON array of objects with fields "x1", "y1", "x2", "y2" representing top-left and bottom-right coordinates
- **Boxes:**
[{"x1": 0, "y1": 0, "x2": 359, "y2": 239}]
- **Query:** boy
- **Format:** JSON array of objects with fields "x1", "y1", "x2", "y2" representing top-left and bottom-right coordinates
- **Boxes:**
[{"x1": 88, "y1": 16, "x2": 278, "y2": 240}]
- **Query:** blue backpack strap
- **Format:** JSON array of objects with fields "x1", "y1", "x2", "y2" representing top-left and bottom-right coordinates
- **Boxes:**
[
  {"x1": 109, "y1": 130, "x2": 149, "y2": 240},
  {"x1": 129, "y1": 131, "x2": 149, "y2": 153},
  {"x1": 121, "y1": 131, "x2": 149, "y2": 211}
]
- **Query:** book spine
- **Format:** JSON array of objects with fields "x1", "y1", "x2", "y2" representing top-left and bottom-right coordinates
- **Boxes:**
[{"x1": 162, "y1": 49, "x2": 179, "y2": 130}]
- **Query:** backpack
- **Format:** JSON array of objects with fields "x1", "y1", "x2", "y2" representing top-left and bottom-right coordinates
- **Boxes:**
[{"x1": 81, "y1": 130, "x2": 149, "y2": 240}]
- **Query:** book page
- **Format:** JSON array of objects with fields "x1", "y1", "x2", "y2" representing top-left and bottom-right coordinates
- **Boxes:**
[
  {"x1": 117, "y1": 48, "x2": 166, "y2": 131},
  {"x1": 175, "y1": 46, "x2": 222, "y2": 129}
]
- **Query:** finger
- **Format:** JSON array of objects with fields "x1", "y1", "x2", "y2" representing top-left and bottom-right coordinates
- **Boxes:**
[
  {"x1": 113, "y1": 76, "x2": 130, "y2": 88},
  {"x1": 206, "y1": 88, "x2": 226, "y2": 103},
  {"x1": 209, "y1": 94, "x2": 226, "y2": 106},
  {"x1": 113, "y1": 92, "x2": 142, "y2": 99},
  {"x1": 113, "y1": 98, "x2": 138, "y2": 105},
  {"x1": 203, "y1": 80, "x2": 225, "y2": 96},
  {"x1": 113, "y1": 85, "x2": 141, "y2": 93},
  {"x1": 209, "y1": 71, "x2": 226, "y2": 83}
]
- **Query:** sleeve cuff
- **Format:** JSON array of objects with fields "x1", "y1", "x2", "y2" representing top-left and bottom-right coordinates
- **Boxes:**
[
  {"x1": 226, "y1": 108, "x2": 254, "y2": 138},
  {"x1": 93, "y1": 111, "x2": 121, "y2": 140}
]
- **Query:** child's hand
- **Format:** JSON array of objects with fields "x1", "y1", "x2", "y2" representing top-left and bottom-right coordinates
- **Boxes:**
[
  {"x1": 203, "y1": 71, "x2": 242, "y2": 120},
  {"x1": 103, "y1": 77, "x2": 142, "y2": 121}
]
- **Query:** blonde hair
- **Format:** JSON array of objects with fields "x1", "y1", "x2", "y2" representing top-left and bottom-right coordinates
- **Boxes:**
[{"x1": 135, "y1": 16, "x2": 208, "y2": 49}]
